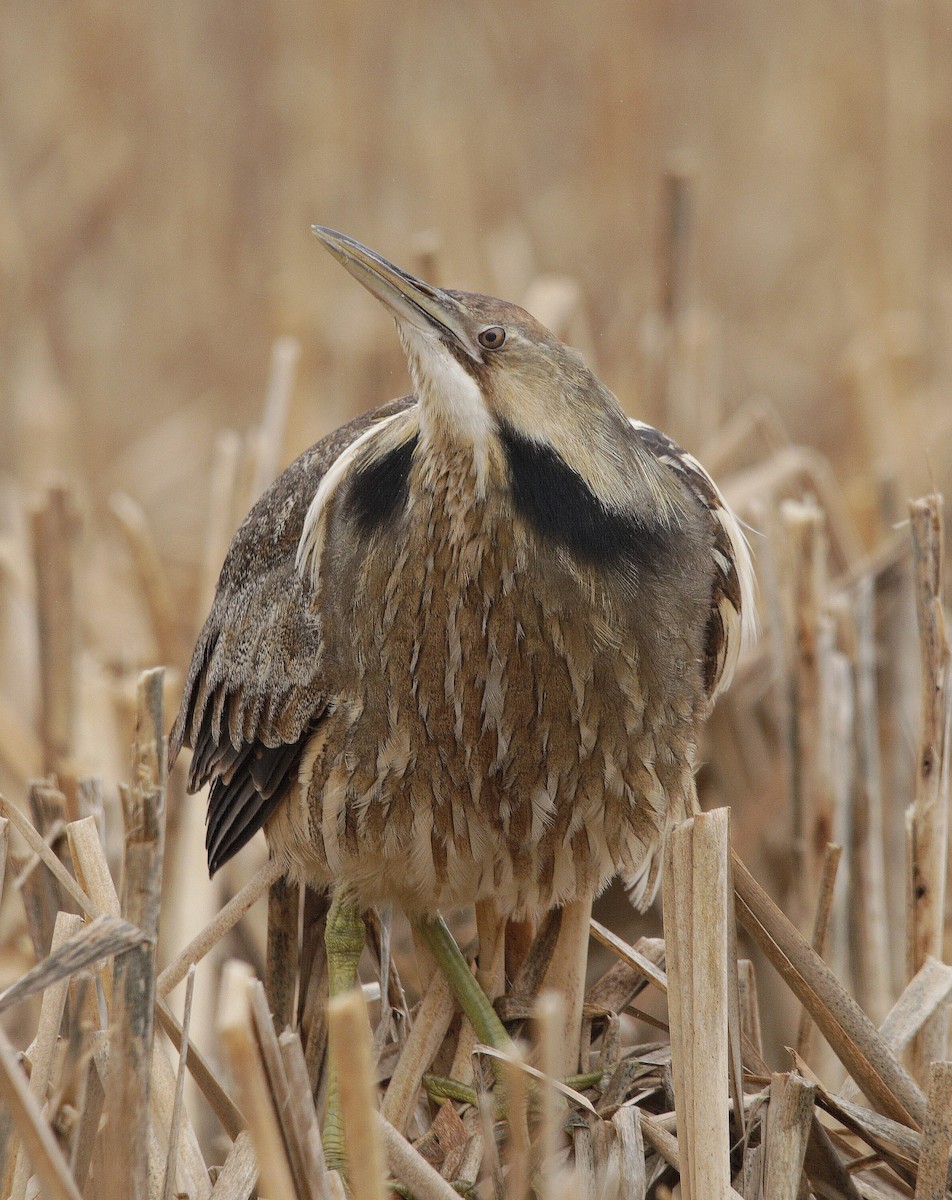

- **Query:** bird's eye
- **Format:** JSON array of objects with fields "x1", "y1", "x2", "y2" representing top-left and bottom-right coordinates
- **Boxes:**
[{"x1": 477, "y1": 325, "x2": 507, "y2": 350}]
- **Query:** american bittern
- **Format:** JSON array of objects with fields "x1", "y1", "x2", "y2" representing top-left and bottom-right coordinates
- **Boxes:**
[{"x1": 169, "y1": 227, "x2": 755, "y2": 1154}]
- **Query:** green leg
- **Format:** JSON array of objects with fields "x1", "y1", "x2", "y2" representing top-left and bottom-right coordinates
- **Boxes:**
[
  {"x1": 412, "y1": 914, "x2": 514, "y2": 1053},
  {"x1": 322, "y1": 891, "x2": 367, "y2": 1170}
]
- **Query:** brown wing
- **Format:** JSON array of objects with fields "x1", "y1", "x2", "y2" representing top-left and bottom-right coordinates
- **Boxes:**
[
  {"x1": 170, "y1": 395, "x2": 417, "y2": 874},
  {"x1": 629, "y1": 420, "x2": 756, "y2": 703}
]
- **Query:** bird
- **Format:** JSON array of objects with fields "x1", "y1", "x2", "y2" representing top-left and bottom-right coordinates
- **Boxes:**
[{"x1": 169, "y1": 227, "x2": 755, "y2": 1143}]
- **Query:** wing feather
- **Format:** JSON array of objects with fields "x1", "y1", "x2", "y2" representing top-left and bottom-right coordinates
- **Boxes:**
[
  {"x1": 170, "y1": 395, "x2": 417, "y2": 874},
  {"x1": 630, "y1": 420, "x2": 756, "y2": 701}
]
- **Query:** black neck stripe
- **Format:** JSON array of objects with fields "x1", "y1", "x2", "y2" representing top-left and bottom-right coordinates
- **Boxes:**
[
  {"x1": 499, "y1": 424, "x2": 670, "y2": 573},
  {"x1": 346, "y1": 434, "x2": 419, "y2": 533}
]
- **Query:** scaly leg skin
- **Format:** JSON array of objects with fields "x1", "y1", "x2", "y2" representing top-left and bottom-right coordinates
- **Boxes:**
[{"x1": 322, "y1": 890, "x2": 367, "y2": 1170}]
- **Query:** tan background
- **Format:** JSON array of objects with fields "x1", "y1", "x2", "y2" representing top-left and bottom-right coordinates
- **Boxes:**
[
  {"x1": 4, "y1": 1, "x2": 949, "y2": 579},
  {"x1": 0, "y1": 0, "x2": 950, "y2": 1112}
]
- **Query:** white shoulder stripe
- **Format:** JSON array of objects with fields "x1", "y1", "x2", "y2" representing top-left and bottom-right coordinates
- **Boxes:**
[
  {"x1": 710, "y1": 501, "x2": 757, "y2": 698},
  {"x1": 296, "y1": 411, "x2": 407, "y2": 586}
]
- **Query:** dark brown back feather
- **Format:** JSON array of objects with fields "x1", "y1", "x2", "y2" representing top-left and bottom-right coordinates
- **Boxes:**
[
  {"x1": 629, "y1": 419, "x2": 752, "y2": 702},
  {"x1": 169, "y1": 395, "x2": 417, "y2": 873}
]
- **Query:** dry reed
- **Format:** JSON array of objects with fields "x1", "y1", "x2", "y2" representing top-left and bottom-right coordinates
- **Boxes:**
[
  {"x1": 2, "y1": 10, "x2": 952, "y2": 1191},
  {"x1": 1, "y1": 470, "x2": 949, "y2": 1198}
]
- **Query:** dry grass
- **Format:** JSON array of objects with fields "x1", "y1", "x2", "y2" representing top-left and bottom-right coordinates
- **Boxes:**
[{"x1": 1, "y1": 1, "x2": 951, "y2": 1196}]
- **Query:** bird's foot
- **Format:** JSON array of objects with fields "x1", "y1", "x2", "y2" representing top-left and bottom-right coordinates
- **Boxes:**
[
  {"x1": 423, "y1": 1069, "x2": 604, "y2": 1114},
  {"x1": 388, "y1": 1180, "x2": 480, "y2": 1200},
  {"x1": 423, "y1": 1072, "x2": 481, "y2": 1108}
]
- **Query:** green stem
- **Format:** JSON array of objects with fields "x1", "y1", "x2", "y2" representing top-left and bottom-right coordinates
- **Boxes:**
[{"x1": 412, "y1": 914, "x2": 514, "y2": 1052}]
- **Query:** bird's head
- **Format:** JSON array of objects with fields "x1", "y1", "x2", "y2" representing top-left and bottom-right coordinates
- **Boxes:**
[{"x1": 312, "y1": 226, "x2": 686, "y2": 523}]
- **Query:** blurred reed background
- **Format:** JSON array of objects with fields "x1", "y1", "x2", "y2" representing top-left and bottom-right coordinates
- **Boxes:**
[{"x1": 1, "y1": 2, "x2": 951, "y2": 1197}]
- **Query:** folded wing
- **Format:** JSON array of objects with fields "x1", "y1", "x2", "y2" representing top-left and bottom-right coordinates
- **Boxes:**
[
  {"x1": 630, "y1": 420, "x2": 756, "y2": 703},
  {"x1": 169, "y1": 396, "x2": 416, "y2": 873}
]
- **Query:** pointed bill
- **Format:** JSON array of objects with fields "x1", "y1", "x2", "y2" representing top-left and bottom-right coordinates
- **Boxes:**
[{"x1": 311, "y1": 226, "x2": 482, "y2": 360}]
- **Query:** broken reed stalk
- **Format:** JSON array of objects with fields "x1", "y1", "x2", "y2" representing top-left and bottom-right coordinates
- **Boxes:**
[
  {"x1": 373, "y1": 1112, "x2": 461, "y2": 1200},
  {"x1": 217, "y1": 960, "x2": 297, "y2": 1198},
  {"x1": 844, "y1": 578, "x2": 893, "y2": 1024},
  {"x1": 66, "y1": 816, "x2": 120, "y2": 916},
  {"x1": 247, "y1": 976, "x2": 328, "y2": 1200},
  {"x1": 534, "y1": 990, "x2": 567, "y2": 1193},
  {"x1": 795, "y1": 841, "x2": 843, "y2": 1061},
  {"x1": 840, "y1": 956, "x2": 952, "y2": 1104},
  {"x1": 29, "y1": 481, "x2": 77, "y2": 797},
  {"x1": 66, "y1": 814, "x2": 122, "y2": 1008},
  {"x1": 913, "y1": 1061, "x2": 952, "y2": 1200},
  {"x1": 149, "y1": 1019, "x2": 212, "y2": 1200},
  {"x1": 737, "y1": 959, "x2": 764, "y2": 1059},
  {"x1": 380, "y1": 970, "x2": 455, "y2": 1134},
  {"x1": 11, "y1": 815, "x2": 64, "y2": 895},
  {"x1": 10, "y1": 910, "x2": 82, "y2": 1200},
  {"x1": 611, "y1": 1107, "x2": 647, "y2": 1199},
  {"x1": 801, "y1": 1117, "x2": 863, "y2": 1199},
  {"x1": 0, "y1": 795, "x2": 97, "y2": 918},
  {"x1": 538, "y1": 892, "x2": 593, "y2": 1078},
  {"x1": 155, "y1": 997, "x2": 246, "y2": 1141},
  {"x1": 822, "y1": 646, "x2": 854, "y2": 1000},
  {"x1": 732, "y1": 847, "x2": 927, "y2": 1129},
  {"x1": 907, "y1": 493, "x2": 951, "y2": 1081},
  {"x1": 570, "y1": 1117, "x2": 594, "y2": 1196},
  {"x1": 157, "y1": 855, "x2": 284, "y2": 997},
  {"x1": 278, "y1": 1028, "x2": 332, "y2": 1200},
  {"x1": 206, "y1": 1131, "x2": 258, "y2": 1198},
  {"x1": 70, "y1": 1038, "x2": 108, "y2": 1195},
  {"x1": 502, "y1": 1043, "x2": 531, "y2": 1200},
  {"x1": 780, "y1": 497, "x2": 833, "y2": 925},
  {"x1": 265, "y1": 871, "x2": 299, "y2": 1030},
  {"x1": 663, "y1": 807, "x2": 733, "y2": 1200},
  {"x1": 0, "y1": 1023, "x2": 81, "y2": 1200},
  {"x1": 0, "y1": 917, "x2": 145, "y2": 1020},
  {"x1": 326, "y1": 986, "x2": 387, "y2": 1200},
  {"x1": 764, "y1": 1072, "x2": 815, "y2": 1200},
  {"x1": 103, "y1": 668, "x2": 166, "y2": 1200},
  {"x1": 161, "y1": 965, "x2": 197, "y2": 1200},
  {"x1": 589, "y1": 919, "x2": 668, "y2": 993}
]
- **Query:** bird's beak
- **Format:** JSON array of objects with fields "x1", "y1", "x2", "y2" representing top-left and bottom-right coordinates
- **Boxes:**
[{"x1": 311, "y1": 226, "x2": 483, "y2": 361}]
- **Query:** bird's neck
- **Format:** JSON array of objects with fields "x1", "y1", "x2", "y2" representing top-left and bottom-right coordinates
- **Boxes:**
[
  {"x1": 415, "y1": 379, "x2": 499, "y2": 501},
  {"x1": 399, "y1": 322, "x2": 498, "y2": 497},
  {"x1": 413, "y1": 422, "x2": 504, "y2": 521}
]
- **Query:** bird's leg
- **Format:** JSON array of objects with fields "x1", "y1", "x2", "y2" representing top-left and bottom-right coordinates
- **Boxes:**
[
  {"x1": 412, "y1": 913, "x2": 514, "y2": 1054},
  {"x1": 409, "y1": 923, "x2": 439, "y2": 993},
  {"x1": 322, "y1": 890, "x2": 367, "y2": 1170},
  {"x1": 504, "y1": 912, "x2": 538, "y2": 982},
  {"x1": 474, "y1": 898, "x2": 507, "y2": 1004}
]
